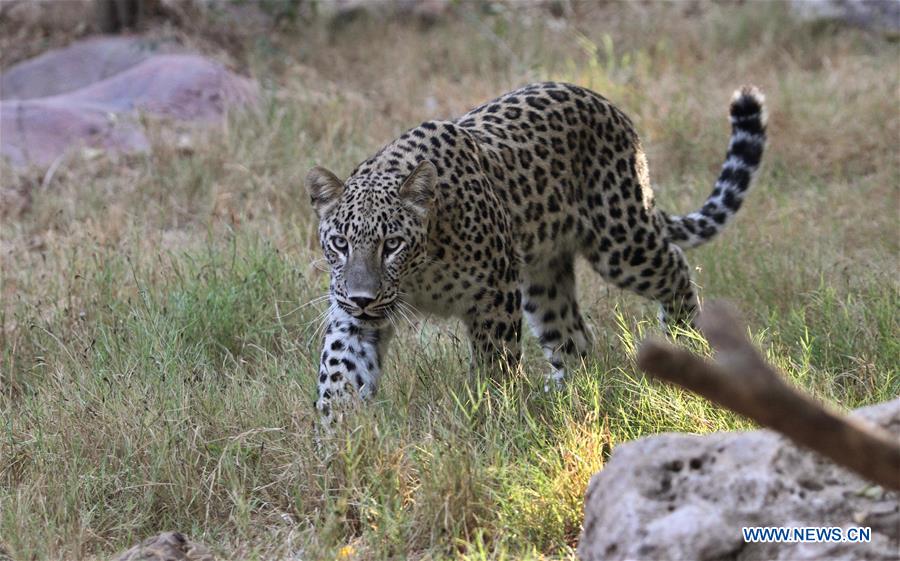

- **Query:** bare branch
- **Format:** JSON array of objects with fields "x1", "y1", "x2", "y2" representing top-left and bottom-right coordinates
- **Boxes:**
[{"x1": 637, "y1": 300, "x2": 900, "y2": 491}]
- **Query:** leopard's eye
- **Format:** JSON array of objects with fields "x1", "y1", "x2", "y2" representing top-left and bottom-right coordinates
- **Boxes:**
[
  {"x1": 331, "y1": 236, "x2": 348, "y2": 253},
  {"x1": 383, "y1": 237, "x2": 403, "y2": 254}
]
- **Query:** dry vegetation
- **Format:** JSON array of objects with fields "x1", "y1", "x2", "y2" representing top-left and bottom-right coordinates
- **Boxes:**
[{"x1": 1, "y1": 2, "x2": 898, "y2": 559}]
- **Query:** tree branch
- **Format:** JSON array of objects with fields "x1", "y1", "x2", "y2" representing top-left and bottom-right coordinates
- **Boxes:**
[{"x1": 636, "y1": 300, "x2": 900, "y2": 490}]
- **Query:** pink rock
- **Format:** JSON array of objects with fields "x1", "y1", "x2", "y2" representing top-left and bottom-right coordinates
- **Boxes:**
[
  {"x1": 0, "y1": 44, "x2": 259, "y2": 169},
  {"x1": 0, "y1": 98, "x2": 149, "y2": 168},
  {"x1": 1, "y1": 36, "x2": 181, "y2": 101},
  {"x1": 58, "y1": 54, "x2": 259, "y2": 121}
]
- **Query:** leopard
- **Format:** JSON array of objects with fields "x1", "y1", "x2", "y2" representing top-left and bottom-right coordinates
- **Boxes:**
[{"x1": 305, "y1": 81, "x2": 767, "y2": 423}]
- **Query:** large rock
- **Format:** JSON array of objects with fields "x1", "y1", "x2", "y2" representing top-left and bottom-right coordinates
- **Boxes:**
[
  {"x1": 578, "y1": 399, "x2": 900, "y2": 561},
  {"x1": 1, "y1": 36, "x2": 181, "y2": 100},
  {"x1": 0, "y1": 99, "x2": 149, "y2": 168},
  {"x1": 44, "y1": 53, "x2": 257, "y2": 121},
  {"x1": 0, "y1": 40, "x2": 258, "y2": 169}
]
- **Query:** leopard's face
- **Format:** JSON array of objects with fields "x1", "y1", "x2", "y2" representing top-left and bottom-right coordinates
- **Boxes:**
[{"x1": 307, "y1": 162, "x2": 436, "y2": 324}]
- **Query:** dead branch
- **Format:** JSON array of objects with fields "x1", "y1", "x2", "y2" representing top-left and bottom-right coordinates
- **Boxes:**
[{"x1": 636, "y1": 300, "x2": 900, "y2": 491}]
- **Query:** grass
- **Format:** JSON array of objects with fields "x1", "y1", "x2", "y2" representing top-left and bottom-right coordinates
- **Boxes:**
[{"x1": 1, "y1": 2, "x2": 898, "y2": 559}]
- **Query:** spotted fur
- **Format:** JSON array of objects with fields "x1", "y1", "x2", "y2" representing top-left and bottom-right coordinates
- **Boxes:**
[{"x1": 307, "y1": 82, "x2": 767, "y2": 422}]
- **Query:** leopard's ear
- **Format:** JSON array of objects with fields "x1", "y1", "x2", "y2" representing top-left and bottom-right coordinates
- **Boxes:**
[
  {"x1": 306, "y1": 166, "x2": 344, "y2": 219},
  {"x1": 398, "y1": 160, "x2": 437, "y2": 218}
]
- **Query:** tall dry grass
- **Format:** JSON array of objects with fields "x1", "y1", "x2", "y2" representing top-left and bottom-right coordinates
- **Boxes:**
[{"x1": 1, "y1": 2, "x2": 898, "y2": 559}]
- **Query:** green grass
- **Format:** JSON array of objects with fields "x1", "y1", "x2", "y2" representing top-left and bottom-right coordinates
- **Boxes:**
[{"x1": 1, "y1": 2, "x2": 898, "y2": 559}]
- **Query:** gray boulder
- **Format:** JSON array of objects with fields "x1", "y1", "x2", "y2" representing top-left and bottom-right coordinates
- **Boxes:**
[
  {"x1": 578, "y1": 399, "x2": 900, "y2": 561},
  {"x1": 0, "y1": 98, "x2": 149, "y2": 168},
  {"x1": 1, "y1": 36, "x2": 180, "y2": 101},
  {"x1": 1, "y1": 40, "x2": 258, "y2": 169}
]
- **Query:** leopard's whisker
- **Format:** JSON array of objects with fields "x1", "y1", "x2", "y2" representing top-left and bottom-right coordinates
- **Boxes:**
[
  {"x1": 312, "y1": 304, "x2": 336, "y2": 345},
  {"x1": 386, "y1": 310, "x2": 400, "y2": 334},
  {"x1": 394, "y1": 301, "x2": 419, "y2": 331},
  {"x1": 306, "y1": 303, "x2": 334, "y2": 345},
  {"x1": 283, "y1": 294, "x2": 330, "y2": 317},
  {"x1": 397, "y1": 292, "x2": 424, "y2": 316},
  {"x1": 301, "y1": 304, "x2": 331, "y2": 329},
  {"x1": 391, "y1": 304, "x2": 416, "y2": 332}
]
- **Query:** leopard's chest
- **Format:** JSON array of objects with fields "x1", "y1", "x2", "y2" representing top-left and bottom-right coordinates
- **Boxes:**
[{"x1": 400, "y1": 257, "x2": 493, "y2": 319}]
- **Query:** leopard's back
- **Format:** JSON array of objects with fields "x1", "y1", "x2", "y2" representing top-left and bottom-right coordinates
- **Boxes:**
[{"x1": 454, "y1": 82, "x2": 656, "y2": 266}]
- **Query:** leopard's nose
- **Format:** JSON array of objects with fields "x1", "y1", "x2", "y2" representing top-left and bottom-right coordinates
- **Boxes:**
[{"x1": 349, "y1": 295, "x2": 375, "y2": 309}]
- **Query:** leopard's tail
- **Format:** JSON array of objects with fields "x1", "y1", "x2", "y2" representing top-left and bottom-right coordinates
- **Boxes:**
[{"x1": 662, "y1": 86, "x2": 767, "y2": 249}]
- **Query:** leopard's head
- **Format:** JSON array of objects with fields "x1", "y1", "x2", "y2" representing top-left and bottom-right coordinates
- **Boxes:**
[{"x1": 306, "y1": 161, "x2": 436, "y2": 324}]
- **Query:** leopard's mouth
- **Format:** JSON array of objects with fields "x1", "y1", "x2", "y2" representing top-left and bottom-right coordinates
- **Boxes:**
[
  {"x1": 336, "y1": 300, "x2": 393, "y2": 323},
  {"x1": 356, "y1": 311, "x2": 382, "y2": 321}
]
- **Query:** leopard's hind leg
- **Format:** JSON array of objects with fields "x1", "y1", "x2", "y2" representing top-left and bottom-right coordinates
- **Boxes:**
[
  {"x1": 585, "y1": 232, "x2": 699, "y2": 331},
  {"x1": 521, "y1": 254, "x2": 593, "y2": 389}
]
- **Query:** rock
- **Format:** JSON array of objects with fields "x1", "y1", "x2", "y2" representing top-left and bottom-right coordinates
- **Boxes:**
[
  {"x1": 1, "y1": 43, "x2": 258, "y2": 169},
  {"x1": 790, "y1": 0, "x2": 900, "y2": 34},
  {"x1": 0, "y1": 99, "x2": 150, "y2": 168},
  {"x1": 1, "y1": 36, "x2": 181, "y2": 100},
  {"x1": 578, "y1": 399, "x2": 900, "y2": 561},
  {"x1": 50, "y1": 53, "x2": 258, "y2": 121},
  {"x1": 112, "y1": 531, "x2": 215, "y2": 561}
]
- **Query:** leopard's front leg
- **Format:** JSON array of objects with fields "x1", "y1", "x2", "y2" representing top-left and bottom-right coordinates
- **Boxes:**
[
  {"x1": 315, "y1": 307, "x2": 393, "y2": 424},
  {"x1": 464, "y1": 284, "x2": 523, "y2": 378}
]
